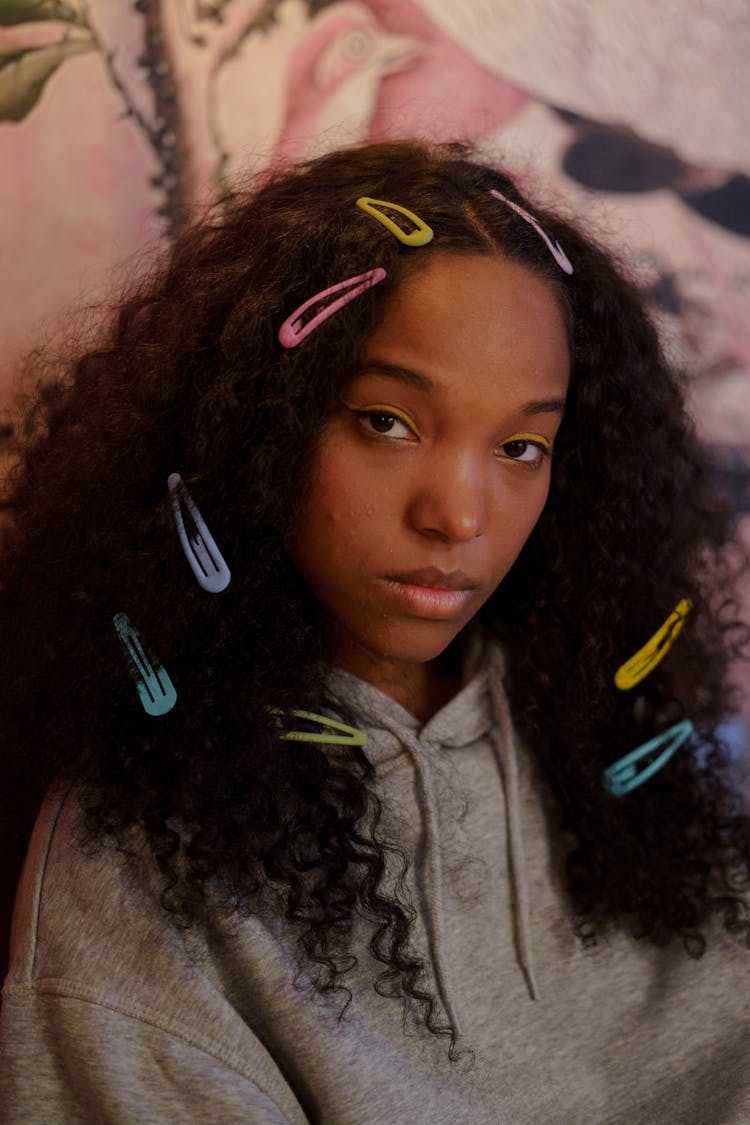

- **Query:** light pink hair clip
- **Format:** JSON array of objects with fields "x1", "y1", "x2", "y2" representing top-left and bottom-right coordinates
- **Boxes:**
[
  {"x1": 278, "y1": 267, "x2": 387, "y2": 348},
  {"x1": 489, "y1": 189, "x2": 573, "y2": 276}
]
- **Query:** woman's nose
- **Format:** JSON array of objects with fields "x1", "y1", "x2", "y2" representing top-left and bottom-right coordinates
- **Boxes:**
[{"x1": 406, "y1": 457, "x2": 487, "y2": 542}]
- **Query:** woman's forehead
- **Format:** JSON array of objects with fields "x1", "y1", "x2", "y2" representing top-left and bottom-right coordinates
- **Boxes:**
[{"x1": 360, "y1": 253, "x2": 570, "y2": 405}]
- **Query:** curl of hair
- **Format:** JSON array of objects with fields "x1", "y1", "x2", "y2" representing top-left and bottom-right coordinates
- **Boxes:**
[{"x1": 2, "y1": 141, "x2": 749, "y2": 1051}]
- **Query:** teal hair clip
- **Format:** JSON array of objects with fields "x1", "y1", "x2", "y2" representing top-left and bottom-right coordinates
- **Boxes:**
[
  {"x1": 603, "y1": 719, "x2": 693, "y2": 796},
  {"x1": 168, "y1": 473, "x2": 231, "y2": 594},
  {"x1": 269, "y1": 708, "x2": 367, "y2": 747},
  {"x1": 355, "y1": 197, "x2": 434, "y2": 247},
  {"x1": 113, "y1": 612, "x2": 177, "y2": 717}
]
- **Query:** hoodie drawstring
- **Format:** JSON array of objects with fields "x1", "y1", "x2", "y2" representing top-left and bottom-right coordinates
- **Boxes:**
[
  {"x1": 376, "y1": 718, "x2": 464, "y2": 1038},
  {"x1": 488, "y1": 676, "x2": 540, "y2": 1002},
  {"x1": 331, "y1": 650, "x2": 539, "y2": 1034}
]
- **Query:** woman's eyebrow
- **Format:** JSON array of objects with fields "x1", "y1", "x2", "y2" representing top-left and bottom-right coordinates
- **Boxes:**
[
  {"x1": 353, "y1": 360, "x2": 437, "y2": 392},
  {"x1": 353, "y1": 361, "x2": 566, "y2": 417},
  {"x1": 521, "y1": 398, "x2": 566, "y2": 416}
]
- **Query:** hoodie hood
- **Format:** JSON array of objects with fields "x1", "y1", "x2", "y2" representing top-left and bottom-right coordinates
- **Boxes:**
[{"x1": 324, "y1": 631, "x2": 539, "y2": 1036}]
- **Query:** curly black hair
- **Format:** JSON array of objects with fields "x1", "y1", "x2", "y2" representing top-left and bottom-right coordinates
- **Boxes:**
[{"x1": 2, "y1": 141, "x2": 749, "y2": 1054}]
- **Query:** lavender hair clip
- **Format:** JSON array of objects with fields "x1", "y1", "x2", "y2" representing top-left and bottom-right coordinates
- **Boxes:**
[{"x1": 489, "y1": 189, "x2": 573, "y2": 275}]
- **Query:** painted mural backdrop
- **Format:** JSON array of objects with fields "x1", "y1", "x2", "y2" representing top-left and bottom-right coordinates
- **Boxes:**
[{"x1": 1, "y1": 0, "x2": 749, "y2": 717}]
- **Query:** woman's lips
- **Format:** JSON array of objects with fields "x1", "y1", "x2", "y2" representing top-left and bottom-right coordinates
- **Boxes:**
[
  {"x1": 387, "y1": 567, "x2": 479, "y2": 590},
  {"x1": 380, "y1": 569, "x2": 480, "y2": 619}
]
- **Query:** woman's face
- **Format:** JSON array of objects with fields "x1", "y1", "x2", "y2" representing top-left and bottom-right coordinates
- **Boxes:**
[{"x1": 290, "y1": 252, "x2": 570, "y2": 692}]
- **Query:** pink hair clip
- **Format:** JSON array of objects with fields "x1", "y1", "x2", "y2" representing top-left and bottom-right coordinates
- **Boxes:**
[
  {"x1": 489, "y1": 189, "x2": 573, "y2": 275},
  {"x1": 278, "y1": 267, "x2": 387, "y2": 348}
]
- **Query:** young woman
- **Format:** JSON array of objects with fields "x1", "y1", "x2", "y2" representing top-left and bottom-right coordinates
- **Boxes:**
[{"x1": 1, "y1": 141, "x2": 749, "y2": 1123}]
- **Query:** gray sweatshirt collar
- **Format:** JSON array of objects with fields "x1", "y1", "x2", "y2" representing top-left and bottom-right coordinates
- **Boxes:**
[{"x1": 325, "y1": 633, "x2": 539, "y2": 1033}]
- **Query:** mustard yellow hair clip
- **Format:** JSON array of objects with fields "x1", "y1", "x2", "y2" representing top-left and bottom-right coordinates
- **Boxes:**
[
  {"x1": 614, "y1": 598, "x2": 693, "y2": 691},
  {"x1": 355, "y1": 197, "x2": 434, "y2": 247}
]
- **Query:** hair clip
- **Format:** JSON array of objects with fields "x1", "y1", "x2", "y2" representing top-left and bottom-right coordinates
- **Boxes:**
[
  {"x1": 269, "y1": 708, "x2": 367, "y2": 747},
  {"x1": 278, "y1": 268, "x2": 387, "y2": 348},
  {"x1": 614, "y1": 598, "x2": 693, "y2": 691},
  {"x1": 604, "y1": 719, "x2": 693, "y2": 796},
  {"x1": 113, "y1": 612, "x2": 177, "y2": 717},
  {"x1": 168, "y1": 473, "x2": 231, "y2": 594},
  {"x1": 489, "y1": 189, "x2": 573, "y2": 275},
  {"x1": 355, "y1": 197, "x2": 434, "y2": 247}
]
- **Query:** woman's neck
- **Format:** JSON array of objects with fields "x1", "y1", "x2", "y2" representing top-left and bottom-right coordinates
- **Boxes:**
[{"x1": 331, "y1": 642, "x2": 463, "y2": 724}]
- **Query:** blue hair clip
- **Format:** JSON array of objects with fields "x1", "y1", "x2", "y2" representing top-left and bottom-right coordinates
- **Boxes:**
[
  {"x1": 168, "y1": 473, "x2": 231, "y2": 593},
  {"x1": 113, "y1": 612, "x2": 177, "y2": 717},
  {"x1": 603, "y1": 719, "x2": 693, "y2": 796},
  {"x1": 270, "y1": 708, "x2": 367, "y2": 747}
]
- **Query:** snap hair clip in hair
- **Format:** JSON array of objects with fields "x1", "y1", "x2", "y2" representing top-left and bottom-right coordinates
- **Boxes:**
[
  {"x1": 278, "y1": 268, "x2": 387, "y2": 348},
  {"x1": 113, "y1": 612, "x2": 177, "y2": 717},
  {"x1": 489, "y1": 189, "x2": 573, "y2": 275},
  {"x1": 168, "y1": 473, "x2": 231, "y2": 594},
  {"x1": 603, "y1": 719, "x2": 693, "y2": 796},
  {"x1": 614, "y1": 598, "x2": 693, "y2": 691},
  {"x1": 355, "y1": 197, "x2": 434, "y2": 247},
  {"x1": 269, "y1": 708, "x2": 367, "y2": 747}
]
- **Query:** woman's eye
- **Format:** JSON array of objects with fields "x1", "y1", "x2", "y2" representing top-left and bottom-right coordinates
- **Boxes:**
[
  {"x1": 357, "y1": 410, "x2": 415, "y2": 439},
  {"x1": 497, "y1": 439, "x2": 549, "y2": 467}
]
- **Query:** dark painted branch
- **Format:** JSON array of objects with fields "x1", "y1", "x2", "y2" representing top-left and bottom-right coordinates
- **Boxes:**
[{"x1": 133, "y1": 0, "x2": 190, "y2": 238}]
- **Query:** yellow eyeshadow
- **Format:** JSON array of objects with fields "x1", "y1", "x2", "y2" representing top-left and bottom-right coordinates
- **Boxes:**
[
  {"x1": 350, "y1": 403, "x2": 417, "y2": 427},
  {"x1": 501, "y1": 432, "x2": 552, "y2": 452}
]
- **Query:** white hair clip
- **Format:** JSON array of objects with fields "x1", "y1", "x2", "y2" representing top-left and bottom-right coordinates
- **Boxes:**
[{"x1": 168, "y1": 473, "x2": 231, "y2": 593}]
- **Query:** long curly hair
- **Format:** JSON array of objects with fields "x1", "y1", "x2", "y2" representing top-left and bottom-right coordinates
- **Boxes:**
[{"x1": 2, "y1": 141, "x2": 749, "y2": 1053}]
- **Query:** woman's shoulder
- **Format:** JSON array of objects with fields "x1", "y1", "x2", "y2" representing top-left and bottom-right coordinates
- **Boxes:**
[
  {"x1": 6, "y1": 786, "x2": 175, "y2": 996},
  {"x1": 2, "y1": 787, "x2": 309, "y2": 1119},
  {"x1": 1, "y1": 787, "x2": 312, "y2": 1123}
]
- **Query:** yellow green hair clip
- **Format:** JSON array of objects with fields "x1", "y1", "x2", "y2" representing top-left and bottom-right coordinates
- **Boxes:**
[{"x1": 269, "y1": 708, "x2": 367, "y2": 747}]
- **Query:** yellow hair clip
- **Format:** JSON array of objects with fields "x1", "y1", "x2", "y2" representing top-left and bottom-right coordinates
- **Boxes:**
[
  {"x1": 355, "y1": 197, "x2": 434, "y2": 247},
  {"x1": 614, "y1": 598, "x2": 693, "y2": 691}
]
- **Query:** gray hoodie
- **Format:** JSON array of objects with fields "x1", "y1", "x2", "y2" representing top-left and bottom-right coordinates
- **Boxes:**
[{"x1": 3, "y1": 639, "x2": 750, "y2": 1123}]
